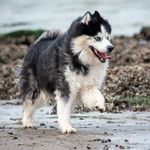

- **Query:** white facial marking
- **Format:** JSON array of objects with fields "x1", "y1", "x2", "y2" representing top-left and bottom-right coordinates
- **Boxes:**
[
  {"x1": 101, "y1": 25, "x2": 107, "y2": 37},
  {"x1": 88, "y1": 25, "x2": 112, "y2": 53},
  {"x1": 71, "y1": 35, "x2": 98, "y2": 65}
]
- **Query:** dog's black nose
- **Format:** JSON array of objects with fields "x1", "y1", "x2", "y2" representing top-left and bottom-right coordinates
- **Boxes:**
[{"x1": 107, "y1": 45, "x2": 114, "y2": 53}]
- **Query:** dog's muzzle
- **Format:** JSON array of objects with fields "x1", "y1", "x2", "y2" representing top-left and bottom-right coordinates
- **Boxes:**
[{"x1": 89, "y1": 46, "x2": 112, "y2": 63}]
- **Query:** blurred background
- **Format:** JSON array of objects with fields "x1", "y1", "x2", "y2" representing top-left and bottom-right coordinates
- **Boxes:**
[{"x1": 0, "y1": 0, "x2": 150, "y2": 36}]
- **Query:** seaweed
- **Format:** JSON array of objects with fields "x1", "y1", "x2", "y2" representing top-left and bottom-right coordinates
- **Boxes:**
[{"x1": 0, "y1": 29, "x2": 45, "y2": 39}]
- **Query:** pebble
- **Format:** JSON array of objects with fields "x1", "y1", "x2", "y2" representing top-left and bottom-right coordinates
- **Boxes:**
[
  {"x1": 92, "y1": 138, "x2": 101, "y2": 142},
  {"x1": 13, "y1": 136, "x2": 18, "y2": 140},
  {"x1": 87, "y1": 146, "x2": 91, "y2": 149},
  {"x1": 73, "y1": 147, "x2": 77, "y2": 149},
  {"x1": 40, "y1": 123, "x2": 46, "y2": 126},
  {"x1": 124, "y1": 139, "x2": 129, "y2": 142},
  {"x1": 103, "y1": 145, "x2": 109, "y2": 150},
  {"x1": 119, "y1": 145, "x2": 125, "y2": 149},
  {"x1": 8, "y1": 132, "x2": 13, "y2": 135}
]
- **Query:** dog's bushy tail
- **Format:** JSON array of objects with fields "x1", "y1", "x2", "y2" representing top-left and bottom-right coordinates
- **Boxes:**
[
  {"x1": 19, "y1": 30, "x2": 62, "y2": 103},
  {"x1": 35, "y1": 30, "x2": 62, "y2": 43},
  {"x1": 19, "y1": 66, "x2": 39, "y2": 103}
]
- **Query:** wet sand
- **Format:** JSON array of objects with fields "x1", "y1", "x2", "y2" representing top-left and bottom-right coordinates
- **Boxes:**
[{"x1": 0, "y1": 100, "x2": 150, "y2": 150}]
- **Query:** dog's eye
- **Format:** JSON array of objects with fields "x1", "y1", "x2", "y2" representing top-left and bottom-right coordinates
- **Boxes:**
[{"x1": 95, "y1": 37, "x2": 102, "y2": 41}]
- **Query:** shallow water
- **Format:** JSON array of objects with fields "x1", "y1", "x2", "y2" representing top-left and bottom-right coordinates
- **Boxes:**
[{"x1": 0, "y1": 0, "x2": 150, "y2": 36}]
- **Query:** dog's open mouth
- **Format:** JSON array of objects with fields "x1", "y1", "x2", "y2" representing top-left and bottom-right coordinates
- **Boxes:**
[{"x1": 89, "y1": 46, "x2": 111, "y2": 63}]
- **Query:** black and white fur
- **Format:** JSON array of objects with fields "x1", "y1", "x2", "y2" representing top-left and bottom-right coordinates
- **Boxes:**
[{"x1": 20, "y1": 11, "x2": 114, "y2": 134}]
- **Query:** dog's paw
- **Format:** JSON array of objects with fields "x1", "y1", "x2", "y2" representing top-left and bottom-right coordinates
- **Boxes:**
[
  {"x1": 94, "y1": 101, "x2": 105, "y2": 112},
  {"x1": 22, "y1": 121, "x2": 34, "y2": 128},
  {"x1": 60, "y1": 124, "x2": 76, "y2": 134}
]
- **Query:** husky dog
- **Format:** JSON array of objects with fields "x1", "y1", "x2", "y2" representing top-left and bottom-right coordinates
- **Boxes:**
[{"x1": 20, "y1": 11, "x2": 114, "y2": 134}]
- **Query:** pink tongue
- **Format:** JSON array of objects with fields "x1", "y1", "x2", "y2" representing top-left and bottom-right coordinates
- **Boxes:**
[
  {"x1": 106, "y1": 55, "x2": 112, "y2": 60},
  {"x1": 98, "y1": 52, "x2": 112, "y2": 60}
]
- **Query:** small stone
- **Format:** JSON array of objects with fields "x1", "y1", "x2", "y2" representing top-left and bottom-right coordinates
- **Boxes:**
[
  {"x1": 13, "y1": 136, "x2": 18, "y2": 140},
  {"x1": 87, "y1": 146, "x2": 91, "y2": 149},
  {"x1": 93, "y1": 138, "x2": 101, "y2": 142},
  {"x1": 101, "y1": 139, "x2": 107, "y2": 143},
  {"x1": 40, "y1": 123, "x2": 46, "y2": 126},
  {"x1": 104, "y1": 132, "x2": 109, "y2": 135},
  {"x1": 103, "y1": 145, "x2": 109, "y2": 150},
  {"x1": 119, "y1": 145, "x2": 125, "y2": 149},
  {"x1": 124, "y1": 139, "x2": 128, "y2": 142},
  {"x1": 8, "y1": 132, "x2": 13, "y2": 135}
]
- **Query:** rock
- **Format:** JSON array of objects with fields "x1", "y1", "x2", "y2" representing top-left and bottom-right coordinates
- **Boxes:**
[
  {"x1": 134, "y1": 26, "x2": 150, "y2": 41},
  {"x1": 110, "y1": 37, "x2": 150, "y2": 67},
  {"x1": 0, "y1": 61, "x2": 21, "y2": 99},
  {"x1": 0, "y1": 42, "x2": 27, "y2": 64},
  {"x1": 103, "y1": 65, "x2": 150, "y2": 98},
  {"x1": 124, "y1": 139, "x2": 128, "y2": 142},
  {"x1": 40, "y1": 123, "x2": 46, "y2": 126},
  {"x1": 7, "y1": 132, "x2": 13, "y2": 135},
  {"x1": 86, "y1": 146, "x2": 91, "y2": 149},
  {"x1": 12, "y1": 136, "x2": 18, "y2": 140},
  {"x1": 132, "y1": 105, "x2": 146, "y2": 112},
  {"x1": 103, "y1": 145, "x2": 109, "y2": 150},
  {"x1": 119, "y1": 145, "x2": 125, "y2": 149}
]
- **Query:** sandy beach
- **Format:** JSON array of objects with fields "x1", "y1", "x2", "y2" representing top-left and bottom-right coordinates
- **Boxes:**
[{"x1": 0, "y1": 100, "x2": 150, "y2": 150}]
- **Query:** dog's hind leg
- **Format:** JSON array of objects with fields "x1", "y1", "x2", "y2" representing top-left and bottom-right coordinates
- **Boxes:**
[
  {"x1": 22, "y1": 99, "x2": 37, "y2": 128},
  {"x1": 22, "y1": 91, "x2": 48, "y2": 128}
]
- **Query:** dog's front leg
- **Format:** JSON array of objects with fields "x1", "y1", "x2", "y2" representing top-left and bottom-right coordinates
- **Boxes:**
[
  {"x1": 55, "y1": 91, "x2": 76, "y2": 134},
  {"x1": 81, "y1": 87, "x2": 105, "y2": 112}
]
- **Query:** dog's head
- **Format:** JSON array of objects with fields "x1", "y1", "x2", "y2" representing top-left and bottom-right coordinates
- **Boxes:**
[{"x1": 70, "y1": 11, "x2": 114, "y2": 64}]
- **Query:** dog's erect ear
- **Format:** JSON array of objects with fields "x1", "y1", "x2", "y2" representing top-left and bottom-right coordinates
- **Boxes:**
[
  {"x1": 94, "y1": 11, "x2": 101, "y2": 19},
  {"x1": 81, "y1": 11, "x2": 91, "y2": 25}
]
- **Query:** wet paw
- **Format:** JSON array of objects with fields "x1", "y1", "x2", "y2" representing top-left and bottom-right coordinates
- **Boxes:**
[
  {"x1": 22, "y1": 121, "x2": 34, "y2": 128},
  {"x1": 60, "y1": 124, "x2": 77, "y2": 134},
  {"x1": 94, "y1": 102, "x2": 105, "y2": 112}
]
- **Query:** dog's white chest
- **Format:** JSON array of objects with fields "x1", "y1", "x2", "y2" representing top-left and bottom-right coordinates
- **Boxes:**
[{"x1": 65, "y1": 63, "x2": 108, "y2": 92}]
